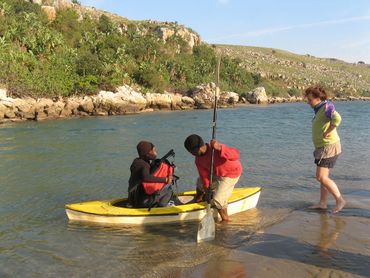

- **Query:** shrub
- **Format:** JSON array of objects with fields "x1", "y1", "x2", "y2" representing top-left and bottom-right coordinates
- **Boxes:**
[
  {"x1": 252, "y1": 73, "x2": 262, "y2": 85},
  {"x1": 52, "y1": 8, "x2": 81, "y2": 47},
  {"x1": 98, "y1": 15, "x2": 115, "y2": 34},
  {"x1": 287, "y1": 88, "x2": 301, "y2": 97},
  {"x1": 259, "y1": 80, "x2": 288, "y2": 97},
  {"x1": 75, "y1": 75, "x2": 99, "y2": 95},
  {"x1": 76, "y1": 51, "x2": 102, "y2": 76},
  {"x1": 221, "y1": 56, "x2": 254, "y2": 93},
  {"x1": 133, "y1": 63, "x2": 168, "y2": 92},
  {"x1": 360, "y1": 90, "x2": 370, "y2": 97}
]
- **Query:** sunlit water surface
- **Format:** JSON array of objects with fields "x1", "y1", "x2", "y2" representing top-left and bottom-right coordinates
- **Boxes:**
[{"x1": 1, "y1": 102, "x2": 369, "y2": 277}]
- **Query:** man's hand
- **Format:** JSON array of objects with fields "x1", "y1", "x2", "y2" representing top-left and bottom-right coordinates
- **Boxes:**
[
  {"x1": 210, "y1": 139, "x2": 222, "y2": 151},
  {"x1": 205, "y1": 190, "x2": 213, "y2": 203},
  {"x1": 166, "y1": 175, "x2": 173, "y2": 184}
]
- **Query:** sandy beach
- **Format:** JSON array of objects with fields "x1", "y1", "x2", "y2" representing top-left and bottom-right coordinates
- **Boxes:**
[{"x1": 171, "y1": 207, "x2": 368, "y2": 277}]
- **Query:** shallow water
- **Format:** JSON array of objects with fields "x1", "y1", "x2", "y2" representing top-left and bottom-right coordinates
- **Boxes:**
[{"x1": 0, "y1": 102, "x2": 370, "y2": 277}]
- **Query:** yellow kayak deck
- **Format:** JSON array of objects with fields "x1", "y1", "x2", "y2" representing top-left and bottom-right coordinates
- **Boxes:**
[{"x1": 65, "y1": 187, "x2": 261, "y2": 216}]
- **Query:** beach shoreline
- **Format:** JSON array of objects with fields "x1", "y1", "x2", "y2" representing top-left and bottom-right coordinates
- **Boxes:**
[
  {"x1": 1, "y1": 87, "x2": 369, "y2": 124},
  {"x1": 174, "y1": 209, "x2": 370, "y2": 277}
]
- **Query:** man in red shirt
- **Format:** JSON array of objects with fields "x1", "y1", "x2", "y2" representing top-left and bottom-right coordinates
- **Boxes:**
[{"x1": 184, "y1": 134, "x2": 243, "y2": 222}]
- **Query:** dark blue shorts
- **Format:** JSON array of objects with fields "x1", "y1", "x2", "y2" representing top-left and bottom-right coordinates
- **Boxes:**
[{"x1": 314, "y1": 155, "x2": 339, "y2": 168}]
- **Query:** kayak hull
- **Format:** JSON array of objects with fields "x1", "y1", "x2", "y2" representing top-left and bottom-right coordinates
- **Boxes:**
[{"x1": 65, "y1": 187, "x2": 261, "y2": 225}]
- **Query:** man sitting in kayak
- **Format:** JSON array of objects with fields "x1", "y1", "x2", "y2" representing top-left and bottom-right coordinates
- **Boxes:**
[
  {"x1": 128, "y1": 141, "x2": 179, "y2": 208},
  {"x1": 184, "y1": 134, "x2": 243, "y2": 222}
]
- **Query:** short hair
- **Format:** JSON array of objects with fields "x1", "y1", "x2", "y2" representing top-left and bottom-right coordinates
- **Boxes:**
[
  {"x1": 304, "y1": 86, "x2": 328, "y2": 101},
  {"x1": 184, "y1": 134, "x2": 204, "y2": 152},
  {"x1": 136, "y1": 141, "x2": 154, "y2": 157}
]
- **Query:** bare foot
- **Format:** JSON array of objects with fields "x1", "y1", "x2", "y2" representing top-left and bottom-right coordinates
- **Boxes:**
[
  {"x1": 218, "y1": 219, "x2": 230, "y2": 224},
  {"x1": 308, "y1": 203, "x2": 327, "y2": 210},
  {"x1": 332, "y1": 197, "x2": 346, "y2": 214}
]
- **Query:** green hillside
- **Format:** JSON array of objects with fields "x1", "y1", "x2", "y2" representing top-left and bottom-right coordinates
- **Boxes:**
[
  {"x1": 0, "y1": 0, "x2": 369, "y2": 99},
  {"x1": 216, "y1": 45, "x2": 370, "y2": 97},
  {"x1": 0, "y1": 0, "x2": 257, "y2": 98}
]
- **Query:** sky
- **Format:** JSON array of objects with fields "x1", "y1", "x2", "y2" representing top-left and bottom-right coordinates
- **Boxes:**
[{"x1": 79, "y1": 0, "x2": 370, "y2": 64}]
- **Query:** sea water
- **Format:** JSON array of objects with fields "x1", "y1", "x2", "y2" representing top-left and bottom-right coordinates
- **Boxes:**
[{"x1": 0, "y1": 102, "x2": 369, "y2": 277}]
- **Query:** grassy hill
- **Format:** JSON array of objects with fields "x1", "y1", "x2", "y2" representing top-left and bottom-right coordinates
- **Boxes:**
[
  {"x1": 216, "y1": 45, "x2": 370, "y2": 97},
  {"x1": 0, "y1": 0, "x2": 368, "y2": 99}
]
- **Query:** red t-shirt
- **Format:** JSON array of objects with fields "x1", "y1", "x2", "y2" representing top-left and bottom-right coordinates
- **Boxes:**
[{"x1": 195, "y1": 143, "x2": 243, "y2": 188}]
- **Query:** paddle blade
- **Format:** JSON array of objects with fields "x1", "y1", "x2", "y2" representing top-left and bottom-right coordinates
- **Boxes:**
[{"x1": 197, "y1": 205, "x2": 215, "y2": 242}]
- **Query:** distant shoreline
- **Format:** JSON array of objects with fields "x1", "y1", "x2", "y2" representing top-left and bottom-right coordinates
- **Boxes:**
[{"x1": 1, "y1": 93, "x2": 369, "y2": 124}]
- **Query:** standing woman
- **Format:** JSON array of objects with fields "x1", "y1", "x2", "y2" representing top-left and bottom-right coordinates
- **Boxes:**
[{"x1": 304, "y1": 86, "x2": 346, "y2": 213}]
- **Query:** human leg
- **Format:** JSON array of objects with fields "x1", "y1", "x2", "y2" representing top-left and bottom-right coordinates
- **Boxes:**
[
  {"x1": 212, "y1": 176, "x2": 239, "y2": 222},
  {"x1": 316, "y1": 166, "x2": 345, "y2": 213},
  {"x1": 309, "y1": 168, "x2": 329, "y2": 209}
]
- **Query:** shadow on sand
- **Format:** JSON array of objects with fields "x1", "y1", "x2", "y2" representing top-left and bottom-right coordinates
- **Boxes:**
[{"x1": 240, "y1": 213, "x2": 370, "y2": 277}]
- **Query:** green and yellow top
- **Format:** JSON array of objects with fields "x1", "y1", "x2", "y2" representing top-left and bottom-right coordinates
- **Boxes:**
[{"x1": 312, "y1": 101, "x2": 341, "y2": 148}]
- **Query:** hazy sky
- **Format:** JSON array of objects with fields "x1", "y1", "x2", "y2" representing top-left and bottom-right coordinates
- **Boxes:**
[{"x1": 79, "y1": 0, "x2": 370, "y2": 63}]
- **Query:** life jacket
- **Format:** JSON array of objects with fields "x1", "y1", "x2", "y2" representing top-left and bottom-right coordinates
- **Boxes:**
[
  {"x1": 142, "y1": 159, "x2": 174, "y2": 195},
  {"x1": 128, "y1": 149, "x2": 178, "y2": 208}
]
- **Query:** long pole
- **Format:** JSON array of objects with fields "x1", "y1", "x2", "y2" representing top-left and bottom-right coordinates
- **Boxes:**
[
  {"x1": 197, "y1": 55, "x2": 221, "y2": 242},
  {"x1": 208, "y1": 56, "x2": 220, "y2": 202}
]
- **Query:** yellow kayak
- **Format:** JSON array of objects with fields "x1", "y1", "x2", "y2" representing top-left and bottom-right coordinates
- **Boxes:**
[{"x1": 65, "y1": 187, "x2": 261, "y2": 225}]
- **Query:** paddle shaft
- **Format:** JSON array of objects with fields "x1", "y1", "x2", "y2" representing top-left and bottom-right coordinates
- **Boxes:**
[{"x1": 208, "y1": 57, "x2": 220, "y2": 202}]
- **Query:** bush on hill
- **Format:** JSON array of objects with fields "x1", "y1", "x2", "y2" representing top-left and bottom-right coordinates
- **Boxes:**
[{"x1": 0, "y1": 0, "x2": 275, "y2": 97}]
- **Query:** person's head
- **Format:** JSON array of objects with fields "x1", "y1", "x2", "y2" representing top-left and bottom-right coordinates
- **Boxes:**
[
  {"x1": 136, "y1": 141, "x2": 157, "y2": 160},
  {"x1": 304, "y1": 86, "x2": 328, "y2": 107},
  {"x1": 184, "y1": 134, "x2": 207, "y2": 156}
]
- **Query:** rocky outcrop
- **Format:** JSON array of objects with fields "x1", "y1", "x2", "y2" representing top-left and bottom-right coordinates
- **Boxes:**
[
  {"x1": 53, "y1": 0, "x2": 73, "y2": 9},
  {"x1": 156, "y1": 27, "x2": 175, "y2": 42},
  {"x1": 32, "y1": 0, "x2": 72, "y2": 9},
  {"x1": 268, "y1": 96, "x2": 303, "y2": 104},
  {"x1": 219, "y1": 91, "x2": 240, "y2": 106},
  {"x1": 175, "y1": 27, "x2": 201, "y2": 49},
  {"x1": 188, "y1": 83, "x2": 240, "y2": 109},
  {"x1": 155, "y1": 25, "x2": 201, "y2": 50},
  {"x1": 0, "y1": 84, "x2": 205, "y2": 122},
  {"x1": 41, "y1": 6, "x2": 56, "y2": 21},
  {"x1": 0, "y1": 88, "x2": 7, "y2": 99},
  {"x1": 245, "y1": 87, "x2": 268, "y2": 104},
  {"x1": 188, "y1": 83, "x2": 217, "y2": 109},
  {"x1": 94, "y1": 86, "x2": 147, "y2": 115},
  {"x1": 1, "y1": 85, "x2": 368, "y2": 123}
]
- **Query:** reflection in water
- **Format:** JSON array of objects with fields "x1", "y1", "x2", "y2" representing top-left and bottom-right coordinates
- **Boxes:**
[
  {"x1": 214, "y1": 208, "x2": 264, "y2": 249},
  {"x1": 64, "y1": 211, "x2": 264, "y2": 277},
  {"x1": 201, "y1": 258, "x2": 247, "y2": 278},
  {"x1": 317, "y1": 214, "x2": 345, "y2": 256}
]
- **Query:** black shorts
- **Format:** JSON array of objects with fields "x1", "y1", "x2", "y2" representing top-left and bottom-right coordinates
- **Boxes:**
[{"x1": 314, "y1": 155, "x2": 339, "y2": 168}]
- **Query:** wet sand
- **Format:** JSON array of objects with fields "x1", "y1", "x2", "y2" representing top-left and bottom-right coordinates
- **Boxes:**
[{"x1": 182, "y1": 210, "x2": 370, "y2": 278}]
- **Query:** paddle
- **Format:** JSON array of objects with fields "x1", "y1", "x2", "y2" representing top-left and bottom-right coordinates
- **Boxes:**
[{"x1": 197, "y1": 56, "x2": 221, "y2": 242}]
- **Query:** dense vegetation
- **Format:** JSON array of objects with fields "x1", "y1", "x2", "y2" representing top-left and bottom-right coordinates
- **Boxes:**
[
  {"x1": 0, "y1": 0, "x2": 261, "y2": 98},
  {"x1": 1, "y1": 1, "x2": 368, "y2": 99}
]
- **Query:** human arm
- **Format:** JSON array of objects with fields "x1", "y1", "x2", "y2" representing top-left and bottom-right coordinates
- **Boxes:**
[
  {"x1": 323, "y1": 111, "x2": 341, "y2": 138},
  {"x1": 140, "y1": 162, "x2": 169, "y2": 183},
  {"x1": 195, "y1": 159, "x2": 210, "y2": 189},
  {"x1": 211, "y1": 140, "x2": 240, "y2": 160}
]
